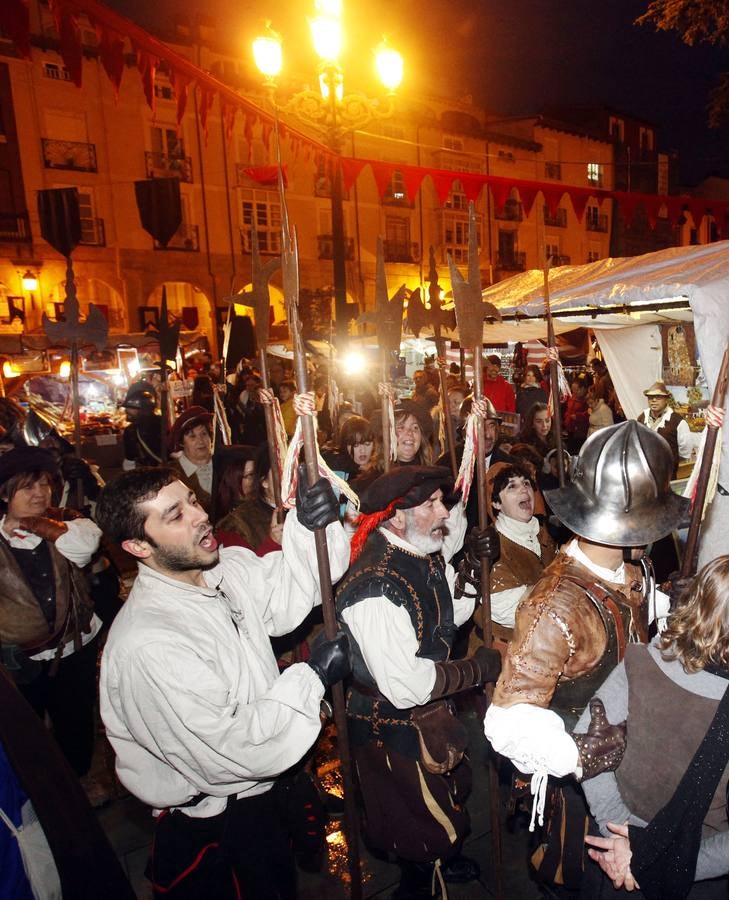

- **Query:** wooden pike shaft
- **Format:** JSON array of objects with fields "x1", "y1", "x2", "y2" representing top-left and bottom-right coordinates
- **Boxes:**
[
  {"x1": 543, "y1": 266, "x2": 566, "y2": 487},
  {"x1": 290, "y1": 329, "x2": 363, "y2": 900},
  {"x1": 680, "y1": 342, "x2": 729, "y2": 577},
  {"x1": 381, "y1": 353, "x2": 391, "y2": 473},
  {"x1": 258, "y1": 347, "x2": 283, "y2": 512},
  {"x1": 70, "y1": 342, "x2": 84, "y2": 509},
  {"x1": 472, "y1": 351, "x2": 503, "y2": 900},
  {"x1": 436, "y1": 336, "x2": 458, "y2": 478}
]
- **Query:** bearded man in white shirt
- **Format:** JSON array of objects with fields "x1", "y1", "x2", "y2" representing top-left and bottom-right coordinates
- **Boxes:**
[
  {"x1": 336, "y1": 465, "x2": 501, "y2": 899},
  {"x1": 97, "y1": 466, "x2": 351, "y2": 900},
  {"x1": 484, "y1": 421, "x2": 688, "y2": 890}
]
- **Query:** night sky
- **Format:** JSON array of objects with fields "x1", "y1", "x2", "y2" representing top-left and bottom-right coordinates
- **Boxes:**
[{"x1": 109, "y1": 0, "x2": 729, "y2": 186}]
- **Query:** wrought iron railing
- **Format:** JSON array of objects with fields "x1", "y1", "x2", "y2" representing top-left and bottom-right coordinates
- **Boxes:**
[
  {"x1": 41, "y1": 138, "x2": 97, "y2": 172},
  {"x1": 496, "y1": 251, "x2": 526, "y2": 271},
  {"x1": 586, "y1": 213, "x2": 609, "y2": 233},
  {"x1": 154, "y1": 224, "x2": 200, "y2": 251},
  {"x1": 317, "y1": 235, "x2": 355, "y2": 260},
  {"x1": 145, "y1": 151, "x2": 193, "y2": 183},
  {"x1": 383, "y1": 240, "x2": 420, "y2": 263}
]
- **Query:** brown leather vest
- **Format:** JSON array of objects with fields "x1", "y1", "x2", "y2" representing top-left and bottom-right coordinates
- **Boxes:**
[
  {"x1": 0, "y1": 538, "x2": 91, "y2": 651},
  {"x1": 616, "y1": 644, "x2": 729, "y2": 835},
  {"x1": 491, "y1": 526, "x2": 556, "y2": 594},
  {"x1": 638, "y1": 411, "x2": 682, "y2": 477}
]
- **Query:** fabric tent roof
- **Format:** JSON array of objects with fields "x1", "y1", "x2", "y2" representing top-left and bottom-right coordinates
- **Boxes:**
[{"x1": 480, "y1": 240, "x2": 729, "y2": 570}]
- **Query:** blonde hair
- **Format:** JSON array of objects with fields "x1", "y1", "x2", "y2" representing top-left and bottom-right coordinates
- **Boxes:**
[{"x1": 660, "y1": 555, "x2": 729, "y2": 673}]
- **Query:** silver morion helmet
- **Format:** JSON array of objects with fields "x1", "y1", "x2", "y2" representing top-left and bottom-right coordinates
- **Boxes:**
[{"x1": 544, "y1": 420, "x2": 689, "y2": 547}]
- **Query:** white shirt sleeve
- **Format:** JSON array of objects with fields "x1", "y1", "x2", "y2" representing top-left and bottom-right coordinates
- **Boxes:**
[
  {"x1": 220, "y1": 512, "x2": 350, "y2": 637},
  {"x1": 113, "y1": 641, "x2": 324, "y2": 792},
  {"x1": 442, "y1": 500, "x2": 468, "y2": 564},
  {"x1": 55, "y1": 517, "x2": 102, "y2": 567},
  {"x1": 677, "y1": 418, "x2": 695, "y2": 459},
  {"x1": 484, "y1": 702, "x2": 580, "y2": 778},
  {"x1": 491, "y1": 585, "x2": 529, "y2": 628},
  {"x1": 341, "y1": 596, "x2": 436, "y2": 708}
]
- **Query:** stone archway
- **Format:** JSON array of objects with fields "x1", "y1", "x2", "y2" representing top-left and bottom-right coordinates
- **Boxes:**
[{"x1": 147, "y1": 281, "x2": 214, "y2": 338}]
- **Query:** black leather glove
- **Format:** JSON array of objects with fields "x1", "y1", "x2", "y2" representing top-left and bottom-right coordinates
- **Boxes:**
[
  {"x1": 465, "y1": 525, "x2": 500, "y2": 564},
  {"x1": 296, "y1": 464, "x2": 339, "y2": 531},
  {"x1": 61, "y1": 455, "x2": 99, "y2": 499},
  {"x1": 572, "y1": 698, "x2": 627, "y2": 781},
  {"x1": 430, "y1": 646, "x2": 502, "y2": 699},
  {"x1": 662, "y1": 570, "x2": 694, "y2": 610},
  {"x1": 307, "y1": 632, "x2": 351, "y2": 687}
]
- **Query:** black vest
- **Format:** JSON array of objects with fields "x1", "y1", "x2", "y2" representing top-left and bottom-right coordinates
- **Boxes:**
[
  {"x1": 638, "y1": 410, "x2": 682, "y2": 477},
  {"x1": 336, "y1": 530, "x2": 456, "y2": 757}
]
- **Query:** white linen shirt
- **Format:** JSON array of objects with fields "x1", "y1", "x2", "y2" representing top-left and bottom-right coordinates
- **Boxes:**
[
  {"x1": 340, "y1": 501, "x2": 472, "y2": 708},
  {"x1": 100, "y1": 512, "x2": 350, "y2": 818},
  {"x1": 640, "y1": 406, "x2": 695, "y2": 460}
]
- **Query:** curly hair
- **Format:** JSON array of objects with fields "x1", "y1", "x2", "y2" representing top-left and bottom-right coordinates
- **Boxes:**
[
  {"x1": 660, "y1": 555, "x2": 729, "y2": 673},
  {"x1": 95, "y1": 467, "x2": 176, "y2": 543}
]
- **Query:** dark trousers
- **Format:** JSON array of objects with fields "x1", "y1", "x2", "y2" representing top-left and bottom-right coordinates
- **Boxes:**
[
  {"x1": 18, "y1": 636, "x2": 98, "y2": 777},
  {"x1": 148, "y1": 781, "x2": 297, "y2": 900}
]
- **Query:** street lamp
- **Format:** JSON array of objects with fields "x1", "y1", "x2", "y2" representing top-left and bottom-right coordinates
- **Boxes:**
[{"x1": 253, "y1": 5, "x2": 403, "y2": 350}]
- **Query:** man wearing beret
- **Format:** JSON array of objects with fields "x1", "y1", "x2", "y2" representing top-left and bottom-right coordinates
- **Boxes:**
[
  {"x1": 637, "y1": 380, "x2": 695, "y2": 477},
  {"x1": 336, "y1": 466, "x2": 501, "y2": 899}
]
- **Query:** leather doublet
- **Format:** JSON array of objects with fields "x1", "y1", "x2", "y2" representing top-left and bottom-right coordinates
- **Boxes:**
[
  {"x1": 336, "y1": 530, "x2": 456, "y2": 756},
  {"x1": 492, "y1": 551, "x2": 646, "y2": 726},
  {"x1": 0, "y1": 537, "x2": 89, "y2": 651}
]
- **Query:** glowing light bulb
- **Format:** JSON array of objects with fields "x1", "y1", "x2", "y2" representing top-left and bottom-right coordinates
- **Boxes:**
[
  {"x1": 375, "y1": 44, "x2": 403, "y2": 92},
  {"x1": 253, "y1": 33, "x2": 283, "y2": 79}
]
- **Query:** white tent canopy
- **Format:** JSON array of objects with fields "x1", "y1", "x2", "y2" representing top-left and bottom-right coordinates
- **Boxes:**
[{"x1": 478, "y1": 240, "x2": 729, "y2": 568}]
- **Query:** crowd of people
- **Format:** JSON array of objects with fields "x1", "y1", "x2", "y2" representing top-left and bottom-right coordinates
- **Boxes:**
[{"x1": 0, "y1": 344, "x2": 721, "y2": 900}]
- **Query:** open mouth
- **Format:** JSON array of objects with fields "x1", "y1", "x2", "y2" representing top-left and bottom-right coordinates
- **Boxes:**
[{"x1": 198, "y1": 528, "x2": 218, "y2": 552}]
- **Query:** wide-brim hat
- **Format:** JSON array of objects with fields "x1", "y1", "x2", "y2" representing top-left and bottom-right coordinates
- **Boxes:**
[
  {"x1": 359, "y1": 465, "x2": 454, "y2": 516},
  {"x1": 544, "y1": 421, "x2": 689, "y2": 547},
  {"x1": 392, "y1": 398, "x2": 434, "y2": 438},
  {"x1": 168, "y1": 406, "x2": 213, "y2": 452},
  {"x1": 643, "y1": 380, "x2": 671, "y2": 398},
  {"x1": 0, "y1": 447, "x2": 59, "y2": 492}
]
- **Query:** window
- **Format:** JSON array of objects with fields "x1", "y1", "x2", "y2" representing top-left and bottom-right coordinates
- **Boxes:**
[
  {"x1": 380, "y1": 123, "x2": 405, "y2": 140},
  {"x1": 445, "y1": 179, "x2": 468, "y2": 210},
  {"x1": 77, "y1": 190, "x2": 104, "y2": 246},
  {"x1": 42, "y1": 62, "x2": 71, "y2": 81},
  {"x1": 241, "y1": 189, "x2": 281, "y2": 254},
  {"x1": 609, "y1": 116, "x2": 624, "y2": 142},
  {"x1": 384, "y1": 217, "x2": 414, "y2": 262},
  {"x1": 442, "y1": 211, "x2": 480, "y2": 263},
  {"x1": 151, "y1": 126, "x2": 185, "y2": 160},
  {"x1": 382, "y1": 168, "x2": 410, "y2": 205},
  {"x1": 587, "y1": 245, "x2": 601, "y2": 263},
  {"x1": 545, "y1": 242, "x2": 560, "y2": 261},
  {"x1": 639, "y1": 127, "x2": 654, "y2": 154},
  {"x1": 443, "y1": 134, "x2": 464, "y2": 152},
  {"x1": 587, "y1": 163, "x2": 603, "y2": 187},
  {"x1": 498, "y1": 149, "x2": 515, "y2": 163}
]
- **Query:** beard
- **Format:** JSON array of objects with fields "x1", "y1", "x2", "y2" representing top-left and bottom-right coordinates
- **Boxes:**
[
  {"x1": 146, "y1": 529, "x2": 219, "y2": 573},
  {"x1": 403, "y1": 511, "x2": 448, "y2": 555}
]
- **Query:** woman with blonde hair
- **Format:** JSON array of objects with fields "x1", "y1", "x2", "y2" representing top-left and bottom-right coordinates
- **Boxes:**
[{"x1": 578, "y1": 555, "x2": 729, "y2": 898}]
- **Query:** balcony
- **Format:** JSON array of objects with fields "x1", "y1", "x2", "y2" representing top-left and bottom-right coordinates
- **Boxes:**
[
  {"x1": 145, "y1": 151, "x2": 193, "y2": 183},
  {"x1": 317, "y1": 234, "x2": 354, "y2": 260},
  {"x1": 543, "y1": 207, "x2": 567, "y2": 228},
  {"x1": 41, "y1": 138, "x2": 97, "y2": 172},
  {"x1": 586, "y1": 213, "x2": 609, "y2": 233},
  {"x1": 496, "y1": 251, "x2": 526, "y2": 271},
  {"x1": 544, "y1": 161, "x2": 562, "y2": 180},
  {"x1": 551, "y1": 254, "x2": 571, "y2": 266},
  {"x1": 494, "y1": 200, "x2": 523, "y2": 222},
  {"x1": 79, "y1": 218, "x2": 105, "y2": 247},
  {"x1": 383, "y1": 240, "x2": 420, "y2": 263},
  {"x1": 0, "y1": 211, "x2": 31, "y2": 242},
  {"x1": 154, "y1": 224, "x2": 199, "y2": 252}
]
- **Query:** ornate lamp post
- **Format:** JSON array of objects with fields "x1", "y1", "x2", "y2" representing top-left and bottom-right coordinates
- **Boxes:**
[{"x1": 253, "y1": 2, "x2": 403, "y2": 350}]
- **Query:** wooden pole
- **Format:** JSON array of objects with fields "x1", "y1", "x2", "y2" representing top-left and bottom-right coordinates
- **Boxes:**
[
  {"x1": 259, "y1": 346, "x2": 283, "y2": 513},
  {"x1": 543, "y1": 263, "x2": 566, "y2": 487},
  {"x1": 381, "y1": 353, "x2": 392, "y2": 473},
  {"x1": 436, "y1": 335, "x2": 458, "y2": 477},
  {"x1": 281, "y1": 170, "x2": 362, "y2": 898},
  {"x1": 680, "y1": 342, "x2": 729, "y2": 577}
]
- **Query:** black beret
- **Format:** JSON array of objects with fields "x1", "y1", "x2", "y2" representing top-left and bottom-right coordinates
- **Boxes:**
[
  {"x1": 359, "y1": 465, "x2": 454, "y2": 515},
  {"x1": 0, "y1": 447, "x2": 58, "y2": 490}
]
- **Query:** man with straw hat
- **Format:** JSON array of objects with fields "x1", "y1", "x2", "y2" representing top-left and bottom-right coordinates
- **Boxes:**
[{"x1": 637, "y1": 380, "x2": 694, "y2": 477}]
